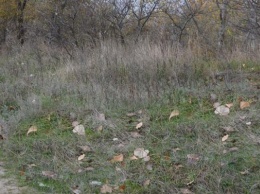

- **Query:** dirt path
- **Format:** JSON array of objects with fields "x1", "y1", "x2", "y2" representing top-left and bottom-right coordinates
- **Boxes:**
[{"x1": 0, "y1": 162, "x2": 30, "y2": 194}]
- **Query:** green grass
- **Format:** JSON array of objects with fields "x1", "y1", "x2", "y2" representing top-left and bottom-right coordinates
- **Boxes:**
[
  {"x1": 1, "y1": 84, "x2": 259, "y2": 193},
  {"x1": 0, "y1": 45, "x2": 260, "y2": 193}
]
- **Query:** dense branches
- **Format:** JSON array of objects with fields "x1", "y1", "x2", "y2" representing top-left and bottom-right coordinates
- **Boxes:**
[{"x1": 0, "y1": 0, "x2": 259, "y2": 52}]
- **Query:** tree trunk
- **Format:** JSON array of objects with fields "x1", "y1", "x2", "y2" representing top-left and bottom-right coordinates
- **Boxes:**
[
  {"x1": 16, "y1": 0, "x2": 27, "y2": 45},
  {"x1": 217, "y1": 0, "x2": 228, "y2": 53}
]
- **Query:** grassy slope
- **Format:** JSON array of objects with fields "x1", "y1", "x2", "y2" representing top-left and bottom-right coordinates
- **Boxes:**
[{"x1": 0, "y1": 44, "x2": 259, "y2": 194}]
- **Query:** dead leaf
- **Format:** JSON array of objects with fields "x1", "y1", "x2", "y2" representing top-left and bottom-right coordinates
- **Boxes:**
[
  {"x1": 134, "y1": 148, "x2": 149, "y2": 158},
  {"x1": 96, "y1": 125, "x2": 103, "y2": 132},
  {"x1": 240, "y1": 101, "x2": 250, "y2": 109},
  {"x1": 72, "y1": 188, "x2": 81, "y2": 194},
  {"x1": 130, "y1": 155, "x2": 139, "y2": 160},
  {"x1": 96, "y1": 113, "x2": 106, "y2": 122},
  {"x1": 143, "y1": 156, "x2": 150, "y2": 162},
  {"x1": 27, "y1": 125, "x2": 37, "y2": 136},
  {"x1": 42, "y1": 171, "x2": 57, "y2": 179},
  {"x1": 138, "y1": 110, "x2": 143, "y2": 114},
  {"x1": 225, "y1": 103, "x2": 233, "y2": 108},
  {"x1": 28, "y1": 164, "x2": 36, "y2": 168},
  {"x1": 174, "y1": 164, "x2": 184, "y2": 170},
  {"x1": 78, "y1": 154, "x2": 85, "y2": 161},
  {"x1": 136, "y1": 122, "x2": 143, "y2": 129},
  {"x1": 240, "y1": 170, "x2": 249, "y2": 175},
  {"x1": 126, "y1": 113, "x2": 136, "y2": 117},
  {"x1": 130, "y1": 131, "x2": 142, "y2": 138},
  {"x1": 146, "y1": 164, "x2": 153, "y2": 171},
  {"x1": 143, "y1": 179, "x2": 150, "y2": 187},
  {"x1": 169, "y1": 110, "x2": 179, "y2": 120},
  {"x1": 78, "y1": 145, "x2": 91, "y2": 152},
  {"x1": 222, "y1": 134, "x2": 229, "y2": 142},
  {"x1": 222, "y1": 126, "x2": 235, "y2": 132},
  {"x1": 89, "y1": 181, "x2": 102, "y2": 186},
  {"x1": 173, "y1": 148, "x2": 181, "y2": 152},
  {"x1": 85, "y1": 167, "x2": 94, "y2": 171},
  {"x1": 186, "y1": 180, "x2": 194, "y2": 185},
  {"x1": 213, "y1": 102, "x2": 221, "y2": 108},
  {"x1": 100, "y1": 184, "x2": 112, "y2": 193},
  {"x1": 71, "y1": 186, "x2": 81, "y2": 194},
  {"x1": 214, "y1": 105, "x2": 230, "y2": 116},
  {"x1": 210, "y1": 93, "x2": 218, "y2": 102},
  {"x1": 180, "y1": 188, "x2": 194, "y2": 194},
  {"x1": 73, "y1": 125, "x2": 85, "y2": 136},
  {"x1": 119, "y1": 184, "x2": 126, "y2": 191},
  {"x1": 187, "y1": 154, "x2": 200, "y2": 165},
  {"x1": 229, "y1": 147, "x2": 239, "y2": 152},
  {"x1": 72, "y1": 121, "x2": 80, "y2": 127},
  {"x1": 246, "y1": 122, "x2": 251, "y2": 125},
  {"x1": 111, "y1": 154, "x2": 124, "y2": 163}
]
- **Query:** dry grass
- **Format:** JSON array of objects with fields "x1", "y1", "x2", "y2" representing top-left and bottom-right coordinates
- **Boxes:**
[{"x1": 0, "y1": 40, "x2": 259, "y2": 193}]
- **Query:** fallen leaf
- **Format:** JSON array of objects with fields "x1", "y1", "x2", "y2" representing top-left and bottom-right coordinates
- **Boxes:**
[
  {"x1": 119, "y1": 184, "x2": 126, "y2": 191},
  {"x1": 229, "y1": 147, "x2": 239, "y2": 152},
  {"x1": 111, "y1": 154, "x2": 124, "y2": 163},
  {"x1": 134, "y1": 148, "x2": 149, "y2": 158},
  {"x1": 71, "y1": 186, "x2": 81, "y2": 194},
  {"x1": 174, "y1": 164, "x2": 184, "y2": 170},
  {"x1": 213, "y1": 102, "x2": 221, "y2": 108},
  {"x1": 85, "y1": 167, "x2": 94, "y2": 171},
  {"x1": 100, "y1": 184, "x2": 113, "y2": 193},
  {"x1": 126, "y1": 113, "x2": 136, "y2": 117},
  {"x1": 240, "y1": 170, "x2": 249, "y2": 175},
  {"x1": 214, "y1": 105, "x2": 230, "y2": 116},
  {"x1": 240, "y1": 101, "x2": 250, "y2": 109},
  {"x1": 239, "y1": 115, "x2": 247, "y2": 120},
  {"x1": 136, "y1": 122, "x2": 143, "y2": 129},
  {"x1": 225, "y1": 103, "x2": 233, "y2": 108},
  {"x1": 72, "y1": 121, "x2": 80, "y2": 127},
  {"x1": 222, "y1": 126, "x2": 235, "y2": 132},
  {"x1": 28, "y1": 164, "x2": 36, "y2": 168},
  {"x1": 246, "y1": 122, "x2": 251, "y2": 125},
  {"x1": 130, "y1": 155, "x2": 139, "y2": 160},
  {"x1": 143, "y1": 156, "x2": 150, "y2": 162},
  {"x1": 72, "y1": 188, "x2": 81, "y2": 194},
  {"x1": 173, "y1": 148, "x2": 181, "y2": 152},
  {"x1": 89, "y1": 181, "x2": 102, "y2": 186},
  {"x1": 78, "y1": 154, "x2": 85, "y2": 161},
  {"x1": 42, "y1": 171, "x2": 57, "y2": 179},
  {"x1": 96, "y1": 113, "x2": 106, "y2": 122},
  {"x1": 169, "y1": 110, "x2": 179, "y2": 120},
  {"x1": 180, "y1": 188, "x2": 194, "y2": 194},
  {"x1": 143, "y1": 179, "x2": 150, "y2": 187},
  {"x1": 146, "y1": 164, "x2": 153, "y2": 171},
  {"x1": 130, "y1": 131, "x2": 142, "y2": 138},
  {"x1": 187, "y1": 154, "x2": 200, "y2": 165},
  {"x1": 78, "y1": 145, "x2": 91, "y2": 152},
  {"x1": 96, "y1": 125, "x2": 103, "y2": 132},
  {"x1": 27, "y1": 125, "x2": 38, "y2": 136},
  {"x1": 210, "y1": 93, "x2": 218, "y2": 102},
  {"x1": 73, "y1": 125, "x2": 85, "y2": 136},
  {"x1": 222, "y1": 134, "x2": 229, "y2": 142},
  {"x1": 138, "y1": 110, "x2": 143, "y2": 114},
  {"x1": 186, "y1": 180, "x2": 194, "y2": 185}
]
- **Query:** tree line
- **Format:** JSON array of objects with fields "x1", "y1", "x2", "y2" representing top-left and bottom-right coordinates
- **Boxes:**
[{"x1": 0, "y1": 0, "x2": 259, "y2": 53}]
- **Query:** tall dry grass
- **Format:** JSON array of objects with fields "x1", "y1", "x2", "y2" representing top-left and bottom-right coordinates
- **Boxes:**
[{"x1": 0, "y1": 39, "x2": 259, "y2": 136}]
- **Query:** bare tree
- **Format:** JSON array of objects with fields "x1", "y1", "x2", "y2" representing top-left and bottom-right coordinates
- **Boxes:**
[{"x1": 16, "y1": 0, "x2": 28, "y2": 45}]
